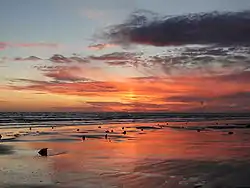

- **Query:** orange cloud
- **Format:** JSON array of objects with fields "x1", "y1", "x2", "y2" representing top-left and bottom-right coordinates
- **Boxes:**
[
  {"x1": 3, "y1": 68, "x2": 250, "y2": 112},
  {"x1": 88, "y1": 43, "x2": 117, "y2": 50}
]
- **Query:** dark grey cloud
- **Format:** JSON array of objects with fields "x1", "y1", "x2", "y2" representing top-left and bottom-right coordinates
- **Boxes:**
[
  {"x1": 90, "y1": 52, "x2": 147, "y2": 68},
  {"x1": 14, "y1": 56, "x2": 42, "y2": 61},
  {"x1": 49, "y1": 54, "x2": 89, "y2": 64},
  {"x1": 142, "y1": 53, "x2": 250, "y2": 76},
  {"x1": 89, "y1": 52, "x2": 140, "y2": 61},
  {"x1": 5, "y1": 54, "x2": 89, "y2": 64},
  {"x1": 101, "y1": 10, "x2": 250, "y2": 46},
  {"x1": 33, "y1": 65, "x2": 62, "y2": 72},
  {"x1": 9, "y1": 78, "x2": 51, "y2": 85}
]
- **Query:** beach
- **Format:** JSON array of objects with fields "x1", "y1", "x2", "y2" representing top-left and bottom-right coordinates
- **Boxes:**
[{"x1": 1, "y1": 113, "x2": 250, "y2": 188}]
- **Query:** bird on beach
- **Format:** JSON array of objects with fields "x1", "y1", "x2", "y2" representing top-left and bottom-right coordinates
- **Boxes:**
[
  {"x1": 105, "y1": 130, "x2": 110, "y2": 133},
  {"x1": 77, "y1": 129, "x2": 80, "y2": 132},
  {"x1": 52, "y1": 126, "x2": 54, "y2": 129},
  {"x1": 105, "y1": 134, "x2": 108, "y2": 139},
  {"x1": 122, "y1": 131, "x2": 127, "y2": 135},
  {"x1": 29, "y1": 127, "x2": 32, "y2": 131},
  {"x1": 228, "y1": 131, "x2": 234, "y2": 135},
  {"x1": 98, "y1": 126, "x2": 101, "y2": 128},
  {"x1": 82, "y1": 136, "x2": 86, "y2": 141},
  {"x1": 122, "y1": 127, "x2": 125, "y2": 130},
  {"x1": 111, "y1": 130, "x2": 114, "y2": 133},
  {"x1": 38, "y1": 148, "x2": 48, "y2": 156}
]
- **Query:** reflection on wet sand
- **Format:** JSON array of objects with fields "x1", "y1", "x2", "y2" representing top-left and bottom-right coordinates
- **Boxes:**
[{"x1": 1, "y1": 121, "x2": 250, "y2": 187}]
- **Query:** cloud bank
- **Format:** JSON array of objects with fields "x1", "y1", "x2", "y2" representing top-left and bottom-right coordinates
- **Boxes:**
[{"x1": 101, "y1": 10, "x2": 250, "y2": 46}]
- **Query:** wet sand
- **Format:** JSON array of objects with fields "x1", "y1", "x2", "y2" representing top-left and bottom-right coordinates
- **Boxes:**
[{"x1": 1, "y1": 121, "x2": 250, "y2": 188}]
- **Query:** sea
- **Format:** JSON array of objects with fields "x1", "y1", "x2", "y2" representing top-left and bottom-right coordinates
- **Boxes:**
[{"x1": 1, "y1": 112, "x2": 250, "y2": 128}]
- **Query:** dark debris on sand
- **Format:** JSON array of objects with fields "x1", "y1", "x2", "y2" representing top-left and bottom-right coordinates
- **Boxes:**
[{"x1": 136, "y1": 126, "x2": 161, "y2": 130}]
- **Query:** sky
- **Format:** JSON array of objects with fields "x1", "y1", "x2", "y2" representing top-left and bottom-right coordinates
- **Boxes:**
[{"x1": 0, "y1": 0, "x2": 250, "y2": 112}]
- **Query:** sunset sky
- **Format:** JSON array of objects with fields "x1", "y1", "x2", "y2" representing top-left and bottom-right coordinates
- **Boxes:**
[{"x1": 1, "y1": 0, "x2": 250, "y2": 112}]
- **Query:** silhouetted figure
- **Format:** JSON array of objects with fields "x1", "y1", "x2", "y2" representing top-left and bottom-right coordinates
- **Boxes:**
[
  {"x1": 123, "y1": 131, "x2": 127, "y2": 135},
  {"x1": 77, "y1": 129, "x2": 80, "y2": 132},
  {"x1": 122, "y1": 127, "x2": 125, "y2": 130},
  {"x1": 111, "y1": 130, "x2": 114, "y2": 133},
  {"x1": 38, "y1": 148, "x2": 48, "y2": 156},
  {"x1": 141, "y1": 129, "x2": 144, "y2": 131},
  {"x1": 105, "y1": 130, "x2": 110, "y2": 133},
  {"x1": 105, "y1": 134, "x2": 108, "y2": 139},
  {"x1": 228, "y1": 131, "x2": 234, "y2": 135},
  {"x1": 29, "y1": 127, "x2": 32, "y2": 131},
  {"x1": 52, "y1": 126, "x2": 54, "y2": 129},
  {"x1": 98, "y1": 126, "x2": 101, "y2": 128},
  {"x1": 166, "y1": 122, "x2": 168, "y2": 125},
  {"x1": 82, "y1": 136, "x2": 86, "y2": 141},
  {"x1": 0, "y1": 134, "x2": 2, "y2": 139}
]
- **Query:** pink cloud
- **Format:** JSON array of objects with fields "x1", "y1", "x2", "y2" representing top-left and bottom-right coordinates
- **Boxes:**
[
  {"x1": 0, "y1": 42, "x2": 8, "y2": 50},
  {"x1": 13, "y1": 43, "x2": 58, "y2": 48},
  {"x1": 0, "y1": 42, "x2": 59, "y2": 50}
]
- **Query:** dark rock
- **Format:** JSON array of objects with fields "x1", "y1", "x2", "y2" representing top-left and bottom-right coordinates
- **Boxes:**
[{"x1": 38, "y1": 148, "x2": 48, "y2": 156}]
